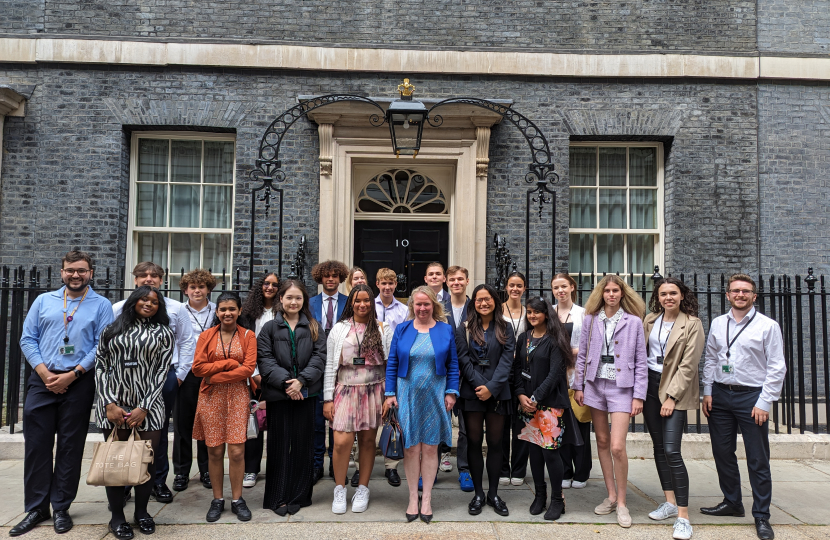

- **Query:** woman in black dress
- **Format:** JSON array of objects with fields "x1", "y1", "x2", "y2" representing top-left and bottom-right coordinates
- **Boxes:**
[{"x1": 94, "y1": 286, "x2": 174, "y2": 539}]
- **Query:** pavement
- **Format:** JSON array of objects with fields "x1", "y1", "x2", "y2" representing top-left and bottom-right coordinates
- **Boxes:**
[{"x1": 1, "y1": 455, "x2": 829, "y2": 539}]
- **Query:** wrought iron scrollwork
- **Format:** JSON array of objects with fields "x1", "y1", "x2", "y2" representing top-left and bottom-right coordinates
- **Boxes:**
[
  {"x1": 287, "y1": 235, "x2": 308, "y2": 282},
  {"x1": 493, "y1": 234, "x2": 517, "y2": 291}
]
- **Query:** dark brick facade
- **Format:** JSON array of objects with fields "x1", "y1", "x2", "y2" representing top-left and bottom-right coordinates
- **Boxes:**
[{"x1": 758, "y1": 0, "x2": 830, "y2": 54}]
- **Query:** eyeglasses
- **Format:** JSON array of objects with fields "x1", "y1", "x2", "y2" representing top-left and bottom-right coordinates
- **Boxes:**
[
  {"x1": 262, "y1": 282, "x2": 279, "y2": 289},
  {"x1": 135, "y1": 272, "x2": 161, "y2": 279},
  {"x1": 474, "y1": 298, "x2": 493, "y2": 305},
  {"x1": 728, "y1": 289, "x2": 755, "y2": 295},
  {"x1": 62, "y1": 268, "x2": 90, "y2": 276}
]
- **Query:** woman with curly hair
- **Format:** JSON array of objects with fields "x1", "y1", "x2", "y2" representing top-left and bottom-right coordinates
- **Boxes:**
[
  {"x1": 322, "y1": 284, "x2": 393, "y2": 514},
  {"x1": 642, "y1": 278, "x2": 704, "y2": 540}
]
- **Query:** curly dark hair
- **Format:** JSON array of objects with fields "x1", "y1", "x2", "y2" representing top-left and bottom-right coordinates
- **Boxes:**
[
  {"x1": 338, "y1": 284, "x2": 383, "y2": 361},
  {"x1": 466, "y1": 283, "x2": 510, "y2": 346},
  {"x1": 311, "y1": 260, "x2": 349, "y2": 284},
  {"x1": 648, "y1": 277, "x2": 699, "y2": 317},
  {"x1": 239, "y1": 272, "x2": 279, "y2": 331},
  {"x1": 179, "y1": 268, "x2": 217, "y2": 293},
  {"x1": 102, "y1": 286, "x2": 170, "y2": 348},
  {"x1": 525, "y1": 296, "x2": 575, "y2": 370}
]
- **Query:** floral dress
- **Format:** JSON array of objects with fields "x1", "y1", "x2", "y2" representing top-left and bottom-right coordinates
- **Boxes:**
[
  {"x1": 517, "y1": 335, "x2": 566, "y2": 450},
  {"x1": 331, "y1": 322, "x2": 385, "y2": 432}
]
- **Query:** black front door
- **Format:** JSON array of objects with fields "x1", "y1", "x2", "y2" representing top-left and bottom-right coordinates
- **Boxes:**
[{"x1": 354, "y1": 221, "x2": 449, "y2": 297}]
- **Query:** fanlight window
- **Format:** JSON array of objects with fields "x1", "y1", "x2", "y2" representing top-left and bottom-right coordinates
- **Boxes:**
[{"x1": 356, "y1": 169, "x2": 448, "y2": 214}]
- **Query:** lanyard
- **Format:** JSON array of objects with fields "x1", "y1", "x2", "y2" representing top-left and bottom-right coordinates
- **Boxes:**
[
  {"x1": 186, "y1": 304, "x2": 212, "y2": 333},
  {"x1": 725, "y1": 311, "x2": 757, "y2": 360},
  {"x1": 525, "y1": 332, "x2": 545, "y2": 368},
  {"x1": 219, "y1": 328, "x2": 237, "y2": 360},
  {"x1": 655, "y1": 314, "x2": 672, "y2": 357},
  {"x1": 505, "y1": 305, "x2": 523, "y2": 338},
  {"x1": 63, "y1": 287, "x2": 89, "y2": 342},
  {"x1": 351, "y1": 318, "x2": 365, "y2": 357},
  {"x1": 603, "y1": 318, "x2": 618, "y2": 355}
]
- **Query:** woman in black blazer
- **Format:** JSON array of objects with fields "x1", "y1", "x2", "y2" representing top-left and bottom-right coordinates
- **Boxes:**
[
  {"x1": 454, "y1": 284, "x2": 515, "y2": 517},
  {"x1": 513, "y1": 297, "x2": 576, "y2": 521},
  {"x1": 257, "y1": 279, "x2": 326, "y2": 516}
]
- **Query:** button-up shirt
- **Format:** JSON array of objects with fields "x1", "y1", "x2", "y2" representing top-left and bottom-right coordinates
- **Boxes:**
[
  {"x1": 596, "y1": 307, "x2": 623, "y2": 380},
  {"x1": 703, "y1": 307, "x2": 786, "y2": 412},
  {"x1": 184, "y1": 301, "x2": 216, "y2": 336},
  {"x1": 113, "y1": 296, "x2": 196, "y2": 381},
  {"x1": 436, "y1": 289, "x2": 446, "y2": 303},
  {"x1": 374, "y1": 295, "x2": 408, "y2": 333},
  {"x1": 321, "y1": 292, "x2": 338, "y2": 330},
  {"x1": 20, "y1": 286, "x2": 114, "y2": 373}
]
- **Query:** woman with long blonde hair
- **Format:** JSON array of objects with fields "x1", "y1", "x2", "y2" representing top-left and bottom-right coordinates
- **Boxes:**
[{"x1": 573, "y1": 275, "x2": 647, "y2": 529}]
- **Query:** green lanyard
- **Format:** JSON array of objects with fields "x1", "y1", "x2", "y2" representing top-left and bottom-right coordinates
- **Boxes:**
[{"x1": 282, "y1": 320, "x2": 298, "y2": 377}]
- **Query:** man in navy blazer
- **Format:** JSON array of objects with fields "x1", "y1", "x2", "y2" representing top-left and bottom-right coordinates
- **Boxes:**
[{"x1": 308, "y1": 260, "x2": 349, "y2": 483}]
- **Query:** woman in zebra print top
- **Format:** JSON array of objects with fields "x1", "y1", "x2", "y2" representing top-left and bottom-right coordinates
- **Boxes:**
[{"x1": 94, "y1": 285, "x2": 174, "y2": 539}]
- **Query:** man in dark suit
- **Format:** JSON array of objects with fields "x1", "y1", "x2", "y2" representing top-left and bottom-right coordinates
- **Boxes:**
[{"x1": 308, "y1": 260, "x2": 349, "y2": 483}]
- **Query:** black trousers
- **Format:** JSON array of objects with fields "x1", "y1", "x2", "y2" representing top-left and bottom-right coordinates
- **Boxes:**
[
  {"x1": 264, "y1": 398, "x2": 316, "y2": 513},
  {"x1": 172, "y1": 370, "x2": 209, "y2": 477},
  {"x1": 642, "y1": 370, "x2": 689, "y2": 507},
  {"x1": 499, "y1": 406, "x2": 529, "y2": 478},
  {"x1": 708, "y1": 383, "x2": 772, "y2": 519},
  {"x1": 23, "y1": 369, "x2": 95, "y2": 512},
  {"x1": 561, "y1": 418, "x2": 592, "y2": 482}
]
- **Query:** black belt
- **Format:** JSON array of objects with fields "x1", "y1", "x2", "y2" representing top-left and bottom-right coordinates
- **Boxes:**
[{"x1": 715, "y1": 381, "x2": 761, "y2": 393}]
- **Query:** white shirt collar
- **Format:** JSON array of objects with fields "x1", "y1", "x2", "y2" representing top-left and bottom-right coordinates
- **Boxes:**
[
  {"x1": 727, "y1": 306, "x2": 756, "y2": 323},
  {"x1": 598, "y1": 306, "x2": 624, "y2": 323},
  {"x1": 186, "y1": 301, "x2": 214, "y2": 314}
]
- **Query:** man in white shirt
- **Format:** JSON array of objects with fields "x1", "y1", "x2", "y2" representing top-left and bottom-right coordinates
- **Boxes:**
[
  {"x1": 373, "y1": 268, "x2": 407, "y2": 333},
  {"x1": 700, "y1": 274, "x2": 785, "y2": 540},
  {"x1": 112, "y1": 262, "x2": 196, "y2": 504},
  {"x1": 425, "y1": 262, "x2": 447, "y2": 303},
  {"x1": 172, "y1": 269, "x2": 216, "y2": 493}
]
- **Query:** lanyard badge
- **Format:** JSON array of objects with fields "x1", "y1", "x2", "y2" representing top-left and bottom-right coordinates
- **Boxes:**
[
  {"x1": 352, "y1": 319, "x2": 366, "y2": 365},
  {"x1": 723, "y1": 312, "x2": 757, "y2": 373},
  {"x1": 60, "y1": 287, "x2": 89, "y2": 355}
]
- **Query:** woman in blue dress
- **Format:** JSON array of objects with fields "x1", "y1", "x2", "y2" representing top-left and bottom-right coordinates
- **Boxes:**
[{"x1": 384, "y1": 286, "x2": 459, "y2": 524}]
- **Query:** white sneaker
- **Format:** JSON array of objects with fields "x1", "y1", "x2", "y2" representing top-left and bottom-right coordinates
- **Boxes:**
[
  {"x1": 332, "y1": 485, "x2": 347, "y2": 514},
  {"x1": 499, "y1": 477, "x2": 510, "y2": 486},
  {"x1": 439, "y1": 452, "x2": 453, "y2": 472},
  {"x1": 243, "y1": 472, "x2": 257, "y2": 488},
  {"x1": 351, "y1": 485, "x2": 370, "y2": 513},
  {"x1": 571, "y1": 479, "x2": 587, "y2": 489},
  {"x1": 561, "y1": 478, "x2": 573, "y2": 489},
  {"x1": 672, "y1": 517, "x2": 693, "y2": 540},
  {"x1": 510, "y1": 477, "x2": 524, "y2": 486},
  {"x1": 649, "y1": 501, "x2": 679, "y2": 521}
]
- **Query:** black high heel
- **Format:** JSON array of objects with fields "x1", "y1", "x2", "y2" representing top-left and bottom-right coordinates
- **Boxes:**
[
  {"x1": 419, "y1": 494, "x2": 433, "y2": 524},
  {"x1": 406, "y1": 495, "x2": 421, "y2": 522}
]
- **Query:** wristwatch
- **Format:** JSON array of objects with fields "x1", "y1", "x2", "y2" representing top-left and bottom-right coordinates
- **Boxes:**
[{"x1": 73, "y1": 368, "x2": 82, "y2": 379}]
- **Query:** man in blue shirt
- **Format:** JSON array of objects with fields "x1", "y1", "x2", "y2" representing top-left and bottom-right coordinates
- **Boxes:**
[{"x1": 11, "y1": 251, "x2": 114, "y2": 537}]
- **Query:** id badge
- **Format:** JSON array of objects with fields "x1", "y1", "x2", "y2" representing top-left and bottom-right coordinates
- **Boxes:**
[
  {"x1": 122, "y1": 357, "x2": 138, "y2": 369},
  {"x1": 600, "y1": 355, "x2": 615, "y2": 364},
  {"x1": 656, "y1": 356, "x2": 664, "y2": 365},
  {"x1": 477, "y1": 356, "x2": 490, "y2": 367},
  {"x1": 722, "y1": 364, "x2": 734, "y2": 374},
  {"x1": 353, "y1": 356, "x2": 365, "y2": 366},
  {"x1": 58, "y1": 344, "x2": 75, "y2": 355},
  {"x1": 521, "y1": 371, "x2": 532, "y2": 381},
  {"x1": 301, "y1": 387, "x2": 309, "y2": 398}
]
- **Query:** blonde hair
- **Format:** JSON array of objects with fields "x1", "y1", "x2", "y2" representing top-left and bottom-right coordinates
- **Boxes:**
[
  {"x1": 406, "y1": 285, "x2": 448, "y2": 323},
  {"x1": 375, "y1": 267, "x2": 398, "y2": 283},
  {"x1": 345, "y1": 266, "x2": 367, "y2": 294},
  {"x1": 583, "y1": 275, "x2": 645, "y2": 319}
]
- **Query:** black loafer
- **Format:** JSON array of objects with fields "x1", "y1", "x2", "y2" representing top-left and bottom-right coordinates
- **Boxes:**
[
  {"x1": 350, "y1": 469, "x2": 360, "y2": 487},
  {"x1": 9, "y1": 509, "x2": 51, "y2": 537},
  {"x1": 487, "y1": 494, "x2": 509, "y2": 517},
  {"x1": 231, "y1": 498, "x2": 252, "y2": 522},
  {"x1": 206, "y1": 499, "x2": 225, "y2": 522},
  {"x1": 385, "y1": 468, "x2": 401, "y2": 487},
  {"x1": 312, "y1": 467, "x2": 324, "y2": 485},
  {"x1": 468, "y1": 494, "x2": 485, "y2": 515},
  {"x1": 53, "y1": 510, "x2": 73, "y2": 534},
  {"x1": 133, "y1": 515, "x2": 155, "y2": 535},
  {"x1": 109, "y1": 521, "x2": 135, "y2": 540},
  {"x1": 700, "y1": 501, "x2": 745, "y2": 517},
  {"x1": 755, "y1": 518, "x2": 775, "y2": 540},
  {"x1": 200, "y1": 472, "x2": 212, "y2": 489},
  {"x1": 173, "y1": 474, "x2": 189, "y2": 491},
  {"x1": 151, "y1": 483, "x2": 173, "y2": 503}
]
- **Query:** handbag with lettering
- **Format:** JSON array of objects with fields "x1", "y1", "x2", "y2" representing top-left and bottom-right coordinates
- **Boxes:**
[
  {"x1": 86, "y1": 428, "x2": 154, "y2": 487},
  {"x1": 379, "y1": 405, "x2": 404, "y2": 460}
]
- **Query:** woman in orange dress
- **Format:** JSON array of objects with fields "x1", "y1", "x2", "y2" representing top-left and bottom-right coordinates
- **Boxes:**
[{"x1": 192, "y1": 292, "x2": 257, "y2": 523}]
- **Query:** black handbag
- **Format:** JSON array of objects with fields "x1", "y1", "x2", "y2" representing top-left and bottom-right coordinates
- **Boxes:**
[{"x1": 379, "y1": 406, "x2": 405, "y2": 460}]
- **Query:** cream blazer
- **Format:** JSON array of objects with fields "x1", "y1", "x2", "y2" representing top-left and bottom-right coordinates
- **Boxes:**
[{"x1": 642, "y1": 311, "x2": 705, "y2": 410}]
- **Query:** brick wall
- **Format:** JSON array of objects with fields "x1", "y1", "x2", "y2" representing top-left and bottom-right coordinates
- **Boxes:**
[{"x1": 758, "y1": 0, "x2": 830, "y2": 54}]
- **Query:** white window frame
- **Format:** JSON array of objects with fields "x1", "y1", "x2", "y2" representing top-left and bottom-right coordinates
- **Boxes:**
[
  {"x1": 568, "y1": 141, "x2": 665, "y2": 280},
  {"x1": 127, "y1": 131, "x2": 236, "y2": 289}
]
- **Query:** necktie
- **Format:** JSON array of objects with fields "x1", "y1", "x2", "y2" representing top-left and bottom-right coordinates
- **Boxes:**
[{"x1": 326, "y1": 297, "x2": 334, "y2": 330}]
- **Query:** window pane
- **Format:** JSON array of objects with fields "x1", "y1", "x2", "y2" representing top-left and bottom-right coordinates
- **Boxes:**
[
  {"x1": 599, "y1": 189, "x2": 626, "y2": 228},
  {"x1": 136, "y1": 232, "x2": 168, "y2": 269},
  {"x1": 204, "y1": 141, "x2": 234, "y2": 185},
  {"x1": 170, "y1": 185, "x2": 200, "y2": 228},
  {"x1": 136, "y1": 183, "x2": 167, "y2": 227},
  {"x1": 202, "y1": 186, "x2": 232, "y2": 229},
  {"x1": 204, "y1": 234, "x2": 231, "y2": 273},
  {"x1": 569, "y1": 147, "x2": 596, "y2": 186},
  {"x1": 628, "y1": 234, "x2": 655, "y2": 275},
  {"x1": 630, "y1": 189, "x2": 657, "y2": 229},
  {"x1": 138, "y1": 139, "x2": 168, "y2": 183},
  {"x1": 171, "y1": 140, "x2": 201, "y2": 184},
  {"x1": 569, "y1": 234, "x2": 593, "y2": 275},
  {"x1": 629, "y1": 147, "x2": 657, "y2": 187},
  {"x1": 597, "y1": 234, "x2": 624, "y2": 273},
  {"x1": 569, "y1": 189, "x2": 596, "y2": 228},
  {"x1": 171, "y1": 233, "x2": 200, "y2": 274},
  {"x1": 599, "y1": 147, "x2": 626, "y2": 186}
]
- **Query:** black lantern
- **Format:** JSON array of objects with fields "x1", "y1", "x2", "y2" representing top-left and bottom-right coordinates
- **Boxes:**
[{"x1": 386, "y1": 79, "x2": 428, "y2": 158}]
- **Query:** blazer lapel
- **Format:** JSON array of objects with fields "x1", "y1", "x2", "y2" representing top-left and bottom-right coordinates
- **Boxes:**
[{"x1": 663, "y1": 311, "x2": 686, "y2": 359}]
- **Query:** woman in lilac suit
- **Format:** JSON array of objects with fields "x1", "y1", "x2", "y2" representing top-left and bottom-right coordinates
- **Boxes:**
[{"x1": 573, "y1": 275, "x2": 647, "y2": 529}]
